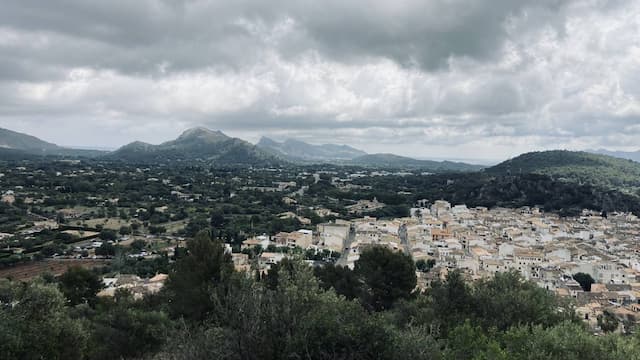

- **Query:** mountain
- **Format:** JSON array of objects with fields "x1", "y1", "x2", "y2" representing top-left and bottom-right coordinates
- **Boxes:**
[
  {"x1": 0, "y1": 127, "x2": 106, "y2": 159},
  {"x1": 0, "y1": 127, "x2": 61, "y2": 153},
  {"x1": 256, "y1": 137, "x2": 367, "y2": 161},
  {"x1": 487, "y1": 150, "x2": 640, "y2": 193},
  {"x1": 590, "y1": 149, "x2": 640, "y2": 162},
  {"x1": 108, "y1": 127, "x2": 279, "y2": 165},
  {"x1": 350, "y1": 153, "x2": 484, "y2": 172}
]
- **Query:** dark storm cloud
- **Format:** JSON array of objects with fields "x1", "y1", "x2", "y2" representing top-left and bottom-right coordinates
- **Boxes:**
[{"x1": 0, "y1": 0, "x2": 572, "y2": 80}]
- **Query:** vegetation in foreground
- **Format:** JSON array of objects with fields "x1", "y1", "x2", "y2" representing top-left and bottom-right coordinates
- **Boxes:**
[{"x1": 1, "y1": 231, "x2": 640, "y2": 360}]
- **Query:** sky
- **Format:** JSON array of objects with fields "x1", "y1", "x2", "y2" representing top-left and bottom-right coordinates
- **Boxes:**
[{"x1": 0, "y1": 0, "x2": 639, "y2": 163}]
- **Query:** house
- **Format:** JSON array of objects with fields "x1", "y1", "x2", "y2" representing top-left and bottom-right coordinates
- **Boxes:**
[
  {"x1": 317, "y1": 222, "x2": 350, "y2": 252},
  {"x1": 275, "y1": 230, "x2": 314, "y2": 249},
  {"x1": 346, "y1": 198, "x2": 385, "y2": 214},
  {"x1": 241, "y1": 235, "x2": 273, "y2": 250}
]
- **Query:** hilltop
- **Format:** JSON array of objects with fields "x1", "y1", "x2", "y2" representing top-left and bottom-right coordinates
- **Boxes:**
[
  {"x1": 0, "y1": 127, "x2": 60, "y2": 153},
  {"x1": 487, "y1": 150, "x2": 640, "y2": 193},
  {"x1": 0, "y1": 127, "x2": 106, "y2": 158},
  {"x1": 108, "y1": 127, "x2": 279, "y2": 165}
]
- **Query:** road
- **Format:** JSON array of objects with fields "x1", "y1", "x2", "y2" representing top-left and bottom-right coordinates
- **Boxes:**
[
  {"x1": 336, "y1": 223, "x2": 356, "y2": 267},
  {"x1": 399, "y1": 223, "x2": 411, "y2": 255}
]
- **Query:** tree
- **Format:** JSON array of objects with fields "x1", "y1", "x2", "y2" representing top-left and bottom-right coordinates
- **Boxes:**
[
  {"x1": 444, "y1": 321, "x2": 507, "y2": 360},
  {"x1": 314, "y1": 263, "x2": 362, "y2": 300},
  {"x1": 426, "y1": 270, "x2": 474, "y2": 336},
  {"x1": 130, "y1": 239, "x2": 147, "y2": 252},
  {"x1": 163, "y1": 230, "x2": 234, "y2": 320},
  {"x1": 573, "y1": 272, "x2": 595, "y2": 292},
  {"x1": 354, "y1": 246, "x2": 417, "y2": 311},
  {"x1": 99, "y1": 229, "x2": 117, "y2": 241},
  {"x1": 0, "y1": 280, "x2": 88, "y2": 359},
  {"x1": 210, "y1": 208, "x2": 226, "y2": 229},
  {"x1": 185, "y1": 217, "x2": 209, "y2": 238},
  {"x1": 119, "y1": 225, "x2": 132, "y2": 236},
  {"x1": 416, "y1": 259, "x2": 436, "y2": 272},
  {"x1": 471, "y1": 271, "x2": 574, "y2": 332},
  {"x1": 95, "y1": 242, "x2": 116, "y2": 257},
  {"x1": 58, "y1": 266, "x2": 103, "y2": 306},
  {"x1": 56, "y1": 212, "x2": 66, "y2": 224},
  {"x1": 88, "y1": 290, "x2": 170, "y2": 360},
  {"x1": 598, "y1": 311, "x2": 619, "y2": 333},
  {"x1": 148, "y1": 225, "x2": 166, "y2": 235}
]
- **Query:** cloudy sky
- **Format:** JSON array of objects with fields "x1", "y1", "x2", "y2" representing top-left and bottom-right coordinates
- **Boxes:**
[{"x1": 0, "y1": 0, "x2": 638, "y2": 163}]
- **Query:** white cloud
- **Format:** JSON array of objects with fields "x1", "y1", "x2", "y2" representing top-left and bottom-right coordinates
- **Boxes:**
[{"x1": 0, "y1": 0, "x2": 638, "y2": 162}]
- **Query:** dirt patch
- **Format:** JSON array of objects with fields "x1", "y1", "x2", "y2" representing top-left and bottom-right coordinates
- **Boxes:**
[{"x1": 0, "y1": 259, "x2": 110, "y2": 281}]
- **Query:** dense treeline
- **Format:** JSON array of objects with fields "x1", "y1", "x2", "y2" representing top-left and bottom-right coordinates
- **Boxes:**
[
  {"x1": 352, "y1": 173, "x2": 640, "y2": 217},
  {"x1": 2, "y1": 231, "x2": 640, "y2": 359},
  {"x1": 487, "y1": 150, "x2": 640, "y2": 194}
]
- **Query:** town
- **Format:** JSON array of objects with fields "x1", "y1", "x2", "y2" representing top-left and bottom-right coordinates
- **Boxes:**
[{"x1": 2, "y1": 160, "x2": 639, "y2": 334}]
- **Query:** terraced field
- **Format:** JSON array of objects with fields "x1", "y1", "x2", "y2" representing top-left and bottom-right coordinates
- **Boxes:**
[{"x1": 0, "y1": 258, "x2": 110, "y2": 281}]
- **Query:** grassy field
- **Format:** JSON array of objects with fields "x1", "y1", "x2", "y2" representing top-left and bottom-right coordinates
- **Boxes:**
[{"x1": 83, "y1": 217, "x2": 132, "y2": 230}]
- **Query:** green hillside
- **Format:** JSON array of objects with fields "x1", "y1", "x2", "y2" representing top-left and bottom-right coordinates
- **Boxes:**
[{"x1": 487, "y1": 150, "x2": 640, "y2": 194}]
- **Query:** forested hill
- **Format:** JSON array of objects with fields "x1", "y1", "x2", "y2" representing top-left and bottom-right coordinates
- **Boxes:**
[
  {"x1": 346, "y1": 172, "x2": 640, "y2": 217},
  {"x1": 486, "y1": 150, "x2": 640, "y2": 194}
]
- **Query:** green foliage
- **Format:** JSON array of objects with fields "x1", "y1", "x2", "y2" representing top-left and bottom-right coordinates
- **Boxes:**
[
  {"x1": 574, "y1": 272, "x2": 596, "y2": 292},
  {"x1": 99, "y1": 229, "x2": 118, "y2": 241},
  {"x1": 314, "y1": 263, "x2": 362, "y2": 300},
  {"x1": 354, "y1": 246, "x2": 417, "y2": 311},
  {"x1": 499, "y1": 322, "x2": 637, "y2": 360},
  {"x1": 148, "y1": 225, "x2": 167, "y2": 235},
  {"x1": 416, "y1": 259, "x2": 436, "y2": 272},
  {"x1": 130, "y1": 239, "x2": 147, "y2": 252},
  {"x1": 0, "y1": 280, "x2": 88, "y2": 359},
  {"x1": 185, "y1": 217, "x2": 209, "y2": 237},
  {"x1": 96, "y1": 242, "x2": 117, "y2": 256},
  {"x1": 598, "y1": 311, "x2": 619, "y2": 333},
  {"x1": 488, "y1": 150, "x2": 640, "y2": 194},
  {"x1": 425, "y1": 271, "x2": 577, "y2": 336},
  {"x1": 88, "y1": 291, "x2": 171, "y2": 360},
  {"x1": 163, "y1": 230, "x2": 234, "y2": 320},
  {"x1": 58, "y1": 266, "x2": 103, "y2": 306},
  {"x1": 119, "y1": 225, "x2": 132, "y2": 235},
  {"x1": 443, "y1": 321, "x2": 507, "y2": 360}
]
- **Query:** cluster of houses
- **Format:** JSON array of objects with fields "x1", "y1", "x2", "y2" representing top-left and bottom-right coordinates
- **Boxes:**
[
  {"x1": 400, "y1": 201, "x2": 640, "y2": 333},
  {"x1": 240, "y1": 200, "x2": 640, "y2": 333}
]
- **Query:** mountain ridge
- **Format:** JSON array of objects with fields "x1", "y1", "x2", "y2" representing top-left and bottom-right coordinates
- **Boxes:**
[
  {"x1": 589, "y1": 148, "x2": 640, "y2": 163},
  {"x1": 350, "y1": 153, "x2": 485, "y2": 171},
  {"x1": 0, "y1": 127, "x2": 106, "y2": 158},
  {"x1": 257, "y1": 136, "x2": 367, "y2": 161},
  {"x1": 108, "y1": 128, "x2": 279, "y2": 165}
]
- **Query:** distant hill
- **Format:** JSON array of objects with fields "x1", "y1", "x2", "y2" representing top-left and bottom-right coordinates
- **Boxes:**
[
  {"x1": 0, "y1": 127, "x2": 60, "y2": 153},
  {"x1": 590, "y1": 149, "x2": 640, "y2": 163},
  {"x1": 0, "y1": 127, "x2": 106, "y2": 159},
  {"x1": 350, "y1": 153, "x2": 484, "y2": 172},
  {"x1": 487, "y1": 150, "x2": 640, "y2": 193},
  {"x1": 257, "y1": 137, "x2": 367, "y2": 161},
  {"x1": 108, "y1": 127, "x2": 280, "y2": 165}
]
